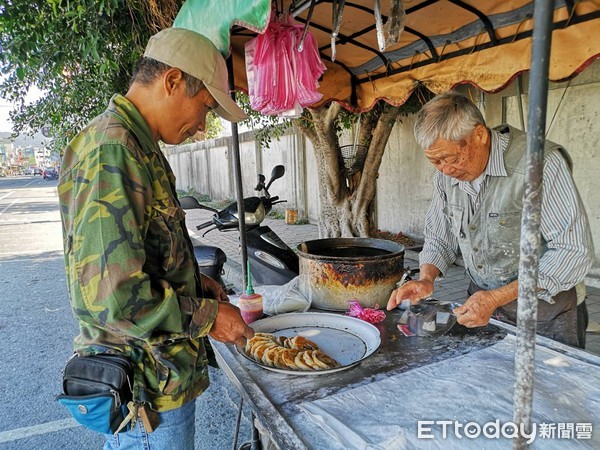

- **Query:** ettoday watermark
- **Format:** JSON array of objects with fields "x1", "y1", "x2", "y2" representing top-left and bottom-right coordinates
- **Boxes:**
[{"x1": 417, "y1": 420, "x2": 593, "y2": 444}]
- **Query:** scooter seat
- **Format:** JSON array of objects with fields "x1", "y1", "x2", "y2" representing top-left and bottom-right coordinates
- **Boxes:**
[{"x1": 194, "y1": 245, "x2": 227, "y2": 268}]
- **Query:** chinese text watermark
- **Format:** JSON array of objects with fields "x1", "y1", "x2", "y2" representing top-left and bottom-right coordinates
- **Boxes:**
[{"x1": 417, "y1": 420, "x2": 592, "y2": 444}]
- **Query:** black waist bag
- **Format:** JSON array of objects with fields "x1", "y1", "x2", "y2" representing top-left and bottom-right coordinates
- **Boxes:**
[{"x1": 57, "y1": 353, "x2": 135, "y2": 435}]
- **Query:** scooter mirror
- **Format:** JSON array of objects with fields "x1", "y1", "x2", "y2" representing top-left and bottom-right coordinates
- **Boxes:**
[
  {"x1": 180, "y1": 196, "x2": 223, "y2": 214},
  {"x1": 179, "y1": 196, "x2": 201, "y2": 209},
  {"x1": 270, "y1": 165, "x2": 285, "y2": 180},
  {"x1": 265, "y1": 165, "x2": 285, "y2": 191}
]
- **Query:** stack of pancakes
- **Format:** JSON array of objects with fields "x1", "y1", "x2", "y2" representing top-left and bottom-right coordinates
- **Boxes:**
[{"x1": 244, "y1": 332, "x2": 340, "y2": 370}]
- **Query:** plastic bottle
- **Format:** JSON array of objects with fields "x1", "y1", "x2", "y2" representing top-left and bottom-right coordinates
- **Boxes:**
[{"x1": 238, "y1": 262, "x2": 263, "y2": 324}]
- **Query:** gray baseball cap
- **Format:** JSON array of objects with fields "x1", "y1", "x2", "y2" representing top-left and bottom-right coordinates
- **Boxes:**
[{"x1": 144, "y1": 28, "x2": 248, "y2": 123}]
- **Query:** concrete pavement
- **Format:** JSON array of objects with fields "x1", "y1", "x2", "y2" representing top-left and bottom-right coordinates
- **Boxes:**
[{"x1": 0, "y1": 176, "x2": 254, "y2": 450}]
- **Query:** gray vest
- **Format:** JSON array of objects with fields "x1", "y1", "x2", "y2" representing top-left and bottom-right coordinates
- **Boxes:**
[{"x1": 441, "y1": 125, "x2": 571, "y2": 290}]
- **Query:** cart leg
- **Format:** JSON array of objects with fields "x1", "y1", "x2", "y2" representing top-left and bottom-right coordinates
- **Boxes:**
[
  {"x1": 235, "y1": 402, "x2": 263, "y2": 450},
  {"x1": 232, "y1": 397, "x2": 244, "y2": 450},
  {"x1": 251, "y1": 414, "x2": 263, "y2": 450}
]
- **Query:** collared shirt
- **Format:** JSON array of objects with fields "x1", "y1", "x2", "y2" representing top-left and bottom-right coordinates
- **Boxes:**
[
  {"x1": 453, "y1": 129, "x2": 509, "y2": 218},
  {"x1": 58, "y1": 94, "x2": 218, "y2": 411},
  {"x1": 420, "y1": 127, "x2": 594, "y2": 302}
]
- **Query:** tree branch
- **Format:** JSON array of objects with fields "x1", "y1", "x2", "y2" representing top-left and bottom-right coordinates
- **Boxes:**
[
  {"x1": 354, "y1": 105, "x2": 402, "y2": 218},
  {"x1": 293, "y1": 115, "x2": 317, "y2": 144},
  {"x1": 309, "y1": 105, "x2": 344, "y2": 202}
]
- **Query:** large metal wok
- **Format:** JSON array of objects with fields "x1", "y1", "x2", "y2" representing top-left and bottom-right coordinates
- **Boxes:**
[{"x1": 297, "y1": 237, "x2": 405, "y2": 311}]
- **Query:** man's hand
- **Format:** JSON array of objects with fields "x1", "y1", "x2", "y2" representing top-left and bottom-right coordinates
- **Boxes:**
[
  {"x1": 386, "y1": 279, "x2": 434, "y2": 310},
  {"x1": 453, "y1": 290, "x2": 499, "y2": 328},
  {"x1": 201, "y1": 273, "x2": 229, "y2": 302},
  {"x1": 209, "y1": 302, "x2": 254, "y2": 347}
]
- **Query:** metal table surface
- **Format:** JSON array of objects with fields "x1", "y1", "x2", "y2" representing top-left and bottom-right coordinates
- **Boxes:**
[{"x1": 211, "y1": 309, "x2": 507, "y2": 450}]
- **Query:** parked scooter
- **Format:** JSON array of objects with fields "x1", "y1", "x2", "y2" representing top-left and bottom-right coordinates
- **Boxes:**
[
  {"x1": 179, "y1": 202, "x2": 229, "y2": 293},
  {"x1": 193, "y1": 242, "x2": 230, "y2": 294},
  {"x1": 179, "y1": 165, "x2": 299, "y2": 288}
]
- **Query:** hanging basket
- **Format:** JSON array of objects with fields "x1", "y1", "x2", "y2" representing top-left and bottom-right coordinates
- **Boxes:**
[{"x1": 340, "y1": 144, "x2": 368, "y2": 176}]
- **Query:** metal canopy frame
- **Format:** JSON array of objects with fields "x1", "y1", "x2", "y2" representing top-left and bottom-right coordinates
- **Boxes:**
[
  {"x1": 513, "y1": 2, "x2": 555, "y2": 446},
  {"x1": 228, "y1": 0, "x2": 600, "y2": 109}
]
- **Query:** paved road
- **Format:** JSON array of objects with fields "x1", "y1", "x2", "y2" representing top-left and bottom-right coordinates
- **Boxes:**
[{"x1": 0, "y1": 176, "x2": 253, "y2": 450}]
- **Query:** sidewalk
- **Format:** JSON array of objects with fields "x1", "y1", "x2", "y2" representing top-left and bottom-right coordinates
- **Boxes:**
[{"x1": 185, "y1": 208, "x2": 600, "y2": 356}]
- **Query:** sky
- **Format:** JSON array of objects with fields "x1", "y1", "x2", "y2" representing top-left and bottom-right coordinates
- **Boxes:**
[
  {"x1": 0, "y1": 101, "x2": 13, "y2": 132},
  {"x1": 0, "y1": 77, "x2": 43, "y2": 133}
]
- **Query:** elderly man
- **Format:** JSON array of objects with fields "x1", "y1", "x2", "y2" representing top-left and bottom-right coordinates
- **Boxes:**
[
  {"x1": 58, "y1": 28, "x2": 254, "y2": 448},
  {"x1": 387, "y1": 92, "x2": 593, "y2": 349}
]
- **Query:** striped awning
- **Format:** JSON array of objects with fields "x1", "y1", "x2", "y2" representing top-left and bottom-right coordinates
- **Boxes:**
[{"x1": 225, "y1": 0, "x2": 600, "y2": 111}]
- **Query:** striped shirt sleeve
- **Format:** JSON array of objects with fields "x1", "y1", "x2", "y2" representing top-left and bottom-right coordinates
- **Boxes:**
[
  {"x1": 419, "y1": 171, "x2": 460, "y2": 276},
  {"x1": 537, "y1": 150, "x2": 594, "y2": 301}
]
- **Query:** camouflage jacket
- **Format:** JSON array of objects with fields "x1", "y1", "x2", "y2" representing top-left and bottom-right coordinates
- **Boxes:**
[{"x1": 58, "y1": 94, "x2": 218, "y2": 411}]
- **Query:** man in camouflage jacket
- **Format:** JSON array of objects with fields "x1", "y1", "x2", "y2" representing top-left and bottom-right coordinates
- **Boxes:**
[{"x1": 58, "y1": 28, "x2": 253, "y2": 448}]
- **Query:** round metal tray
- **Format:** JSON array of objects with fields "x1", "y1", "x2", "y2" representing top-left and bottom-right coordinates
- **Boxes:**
[{"x1": 238, "y1": 312, "x2": 381, "y2": 375}]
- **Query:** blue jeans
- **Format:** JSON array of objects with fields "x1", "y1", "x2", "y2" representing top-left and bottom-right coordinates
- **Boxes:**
[{"x1": 103, "y1": 400, "x2": 196, "y2": 450}]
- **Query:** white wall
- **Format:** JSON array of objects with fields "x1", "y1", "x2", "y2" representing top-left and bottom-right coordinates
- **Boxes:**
[
  {"x1": 501, "y1": 65, "x2": 600, "y2": 268},
  {"x1": 238, "y1": 140, "x2": 257, "y2": 199},
  {"x1": 376, "y1": 114, "x2": 434, "y2": 240},
  {"x1": 303, "y1": 137, "x2": 320, "y2": 220},
  {"x1": 260, "y1": 135, "x2": 297, "y2": 210}
]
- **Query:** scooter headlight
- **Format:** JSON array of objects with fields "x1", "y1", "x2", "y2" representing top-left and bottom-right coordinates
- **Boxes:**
[
  {"x1": 254, "y1": 250, "x2": 286, "y2": 270},
  {"x1": 244, "y1": 202, "x2": 266, "y2": 225}
]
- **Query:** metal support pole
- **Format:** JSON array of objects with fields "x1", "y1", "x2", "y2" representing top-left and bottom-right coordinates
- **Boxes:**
[
  {"x1": 516, "y1": 75, "x2": 526, "y2": 132},
  {"x1": 227, "y1": 57, "x2": 248, "y2": 288},
  {"x1": 513, "y1": 0, "x2": 554, "y2": 448}
]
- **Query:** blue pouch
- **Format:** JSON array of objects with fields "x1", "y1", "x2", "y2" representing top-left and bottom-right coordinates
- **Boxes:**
[
  {"x1": 57, "y1": 392, "x2": 128, "y2": 434},
  {"x1": 57, "y1": 354, "x2": 134, "y2": 434}
]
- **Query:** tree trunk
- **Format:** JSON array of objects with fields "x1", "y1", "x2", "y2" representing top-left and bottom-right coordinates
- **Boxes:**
[{"x1": 295, "y1": 103, "x2": 402, "y2": 238}]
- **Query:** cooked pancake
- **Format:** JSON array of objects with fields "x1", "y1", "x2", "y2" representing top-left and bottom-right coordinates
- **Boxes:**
[
  {"x1": 311, "y1": 350, "x2": 340, "y2": 369},
  {"x1": 252, "y1": 341, "x2": 278, "y2": 361},
  {"x1": 288, "y1": 336, "x2": 319, "y2": 351},
  {"x1": 262, "y1": 345, "x2": 280, "y2": 366},
  {"x1": 278, "y1": 348, "x2": 300, "y2": 370},
  {"x1": 294, "y1": 351, "x2": 313, "y2": 370},
  {"x1": 302, "y1": 350, "x2": 321, "y2": 370}
]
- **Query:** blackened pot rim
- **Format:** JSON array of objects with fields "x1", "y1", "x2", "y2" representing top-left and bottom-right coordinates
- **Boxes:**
[{"x1": 296, "y1": 237, "x2": 405, "y2": 262}]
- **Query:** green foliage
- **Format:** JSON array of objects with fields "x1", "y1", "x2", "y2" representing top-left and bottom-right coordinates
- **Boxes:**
[
  {"x1": 267, "y1": 210, "x2": 285, "y2": 220},
  {"x1": 203, "y1": 112, "x2": 224, "y2": 140},
  {"x1": 399, "y1": 89, "x2": 430, "y2": 116},
  {"x1": 0, "y1": 1, "x2": 151, "y2": 150},
  {"x1": 235, "y1": 90, "x2": 366, "y2": 149},
  {"x1": 179, "y1": 187, "x2": 211, "y2": 203},
  {"x1": 293, "y1": 217, "x2": 310, "y2": 225},
  {"x1": 178, "y1": 187, "x2": 231, "y2": 210},
  {"x1": 235, "y1": 91, "x2": 295, "y2": 149},
  {"x1": 207, "y1": 198, "x2": 235, "y2": 210},
  {"x1": 0, "y1": 1, "x2": 230, "y2": 151},
  {"x1": 236, "y1": 89, "x2": 427, "y2": 151}
]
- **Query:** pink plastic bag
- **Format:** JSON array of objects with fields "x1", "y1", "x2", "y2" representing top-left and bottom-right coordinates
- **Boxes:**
[
  {"x1": 245, "y1": 14, "x2": 325, "y2": 116},
  {"x1": 295, "y1": 29, "x2": 324, "y2": 107}
]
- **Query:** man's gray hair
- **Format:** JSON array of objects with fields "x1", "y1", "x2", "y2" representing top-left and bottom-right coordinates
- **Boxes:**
[
  {"x1": 131, "y1": 57, "x2": 206, "y2": 98},
  {"x1": 414, "y1": 92, "x2": 486, "y2": 149}
]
